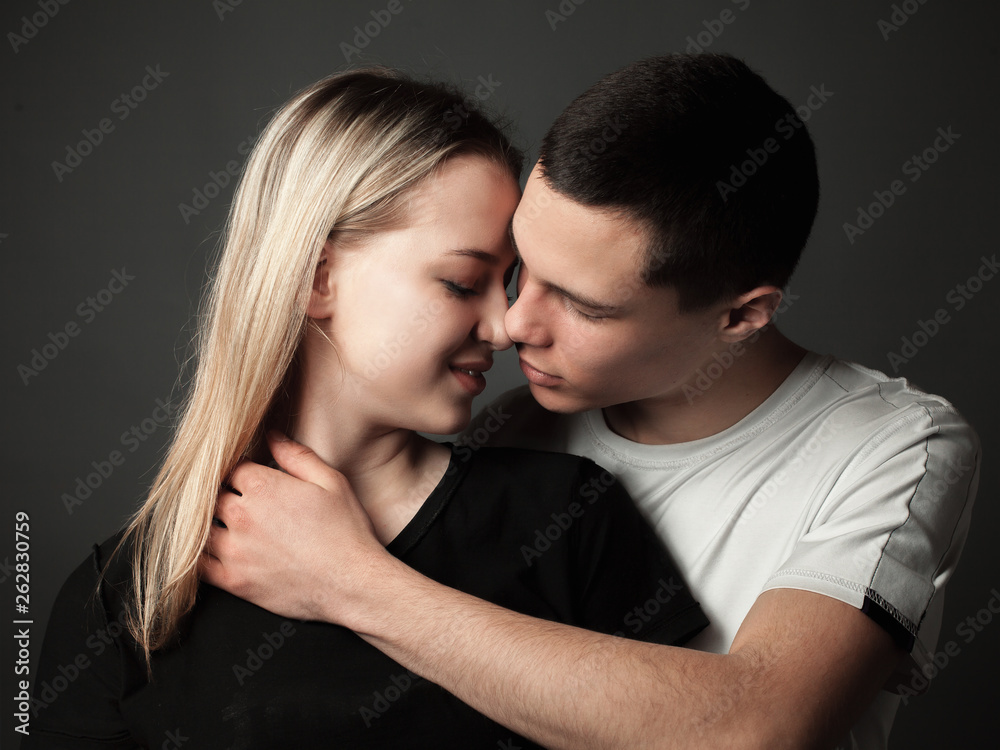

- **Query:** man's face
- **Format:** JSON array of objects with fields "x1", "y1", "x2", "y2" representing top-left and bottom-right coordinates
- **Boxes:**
[{"x1": 506, "y1": 163, "x2": 729, "y2": 414}]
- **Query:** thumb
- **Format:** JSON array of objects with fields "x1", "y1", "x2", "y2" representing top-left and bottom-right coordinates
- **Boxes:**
[{"x1": 266, "y1": 430, "x2": 336, "y2": 487}]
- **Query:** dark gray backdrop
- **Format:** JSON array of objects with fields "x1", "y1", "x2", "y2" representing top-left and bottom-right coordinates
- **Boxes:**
[{"x1": 3, "y1": 1, "x2": 997, "y2": 747}]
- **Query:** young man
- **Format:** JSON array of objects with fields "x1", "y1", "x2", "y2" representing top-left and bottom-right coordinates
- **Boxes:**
[{"x1": 202, "y1": 54, "x2": 979, "y2": 749}]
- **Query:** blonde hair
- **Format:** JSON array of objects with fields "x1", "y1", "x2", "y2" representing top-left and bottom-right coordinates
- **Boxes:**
[{"x1": 106, "y1": 68, "x2": 521, "y2": 668}]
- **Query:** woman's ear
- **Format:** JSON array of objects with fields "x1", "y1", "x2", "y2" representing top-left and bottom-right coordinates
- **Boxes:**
[
  {"x1": 306, "y1": 239, "x2": 335, "y2": 319},
  {"x1": 718, "y1": 285, "x2": 783, "y2": 342}
]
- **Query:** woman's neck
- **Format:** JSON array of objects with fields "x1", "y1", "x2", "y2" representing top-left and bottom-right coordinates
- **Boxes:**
[{"x1": 283, "y1": 365, "x2": 451, "y2": 545}]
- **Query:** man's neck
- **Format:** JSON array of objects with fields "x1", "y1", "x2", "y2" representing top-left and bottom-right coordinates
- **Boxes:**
[{"x1": 602, "y1": 327, "x2": 808, "y2": 445}]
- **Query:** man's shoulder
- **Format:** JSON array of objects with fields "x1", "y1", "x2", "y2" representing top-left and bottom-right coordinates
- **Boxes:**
[
  {"x1": 804, "y1": 354, "x2": 975, "y2": 436},
  {"x1": 789, "y1": 354, "x2": 980, "y2": 476}
]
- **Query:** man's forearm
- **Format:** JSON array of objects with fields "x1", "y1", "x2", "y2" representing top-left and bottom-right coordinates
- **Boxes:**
[
  {"x1": 205, "y1": 441, "x2": 898, "y2": 749},
  {"x1": 343, "y1": 554, "x2": 769, "y2": 750}
]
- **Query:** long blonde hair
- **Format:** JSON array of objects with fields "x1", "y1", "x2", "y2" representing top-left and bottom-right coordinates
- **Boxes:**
[{"x1": 108, "y1": 68, "x2": 522, "y2": 667}]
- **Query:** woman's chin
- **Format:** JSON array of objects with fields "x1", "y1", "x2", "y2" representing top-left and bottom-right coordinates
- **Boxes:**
[{"x1": 414, "y1": 405, "x2": 472, "y2": 438}]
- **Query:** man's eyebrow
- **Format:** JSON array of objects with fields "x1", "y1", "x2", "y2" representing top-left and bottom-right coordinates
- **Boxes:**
[{"x1": 507, "y1": 219, "x2": 620, "y2": 315}]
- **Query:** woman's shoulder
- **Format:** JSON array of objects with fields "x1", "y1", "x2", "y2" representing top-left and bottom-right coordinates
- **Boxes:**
[
  {"x1": 52, "y1": 527, "x2": 136, "y2": 614},
  {"x1": 36, "y1": 528, "x2": 139, "y2": 662}
]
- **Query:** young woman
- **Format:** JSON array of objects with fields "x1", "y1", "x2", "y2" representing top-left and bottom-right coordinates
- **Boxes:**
[{"x1": 25, "y1": 69, "x2": 706, "y2": 749}]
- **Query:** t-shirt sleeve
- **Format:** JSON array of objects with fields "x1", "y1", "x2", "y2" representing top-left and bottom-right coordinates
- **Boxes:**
[
  {"x1": 566, "y1": 458, "x2": 709, "y2": 646},
  {"x1": 22, "y1": 543, "x2": 139, "y2": 749},
  {"x1": 761, "y1": 404, "x2": 979, "y2": 682}
]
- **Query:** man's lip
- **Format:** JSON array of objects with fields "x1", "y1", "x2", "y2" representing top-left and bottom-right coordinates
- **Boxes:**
[{"x1": 518, "y1": 357, "x2": 562, "y2": 385}]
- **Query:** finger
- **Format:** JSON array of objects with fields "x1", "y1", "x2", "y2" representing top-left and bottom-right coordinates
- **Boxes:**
[
  {"x1": 206, "y1": 518, "x2": 227, "y2": 557},
  {"x1": 266, "y1": 430, "x2": 340, "y2": 488},
  {"x1": 227, "y1": 460, "x2": 269, "y2": 501},
  {"x1": 212, "y1": 486, "x2": 241, "y2": 526},
  {"x1": 197, "y1": 548, "x2": 223, "y2": 586}
]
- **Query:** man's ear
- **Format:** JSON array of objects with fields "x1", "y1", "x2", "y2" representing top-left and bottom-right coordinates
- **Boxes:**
[
  {"x1": 306, "y1": 239, "x2": 335, "y2": 319},
  {"x1": 718, "y1": 285, "x2": 783, "y2": 342}
]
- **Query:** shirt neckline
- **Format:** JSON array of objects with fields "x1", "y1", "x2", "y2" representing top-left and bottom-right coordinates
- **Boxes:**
[
  {"x1": 263, "y1": 443, "x2": 469, "y2": 558},
  {"x1": 385, "y1": 442, "x2": 469, "y2": 558},
  {"x1": 583, "y1": 351, "x2": 832, "y2": 469}
]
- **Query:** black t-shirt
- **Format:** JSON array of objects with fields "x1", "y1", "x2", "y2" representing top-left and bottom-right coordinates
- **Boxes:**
[{"x1": 25, "y1": 446, "x2": 707, "y2": 749}]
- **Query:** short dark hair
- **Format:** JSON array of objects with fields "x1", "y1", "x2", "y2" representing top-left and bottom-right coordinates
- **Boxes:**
[{"x1": 538, "y1": 53, "x2": 819, "y2": 311}]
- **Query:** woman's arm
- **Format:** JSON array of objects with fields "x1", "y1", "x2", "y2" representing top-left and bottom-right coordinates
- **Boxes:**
[{"x1": 23, "y1": 541, "x2": 139, "y2": 750}]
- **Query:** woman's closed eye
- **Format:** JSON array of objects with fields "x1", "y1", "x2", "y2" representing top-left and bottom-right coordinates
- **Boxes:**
[{"x1": 442, "y1": 279, "x2": 479, "y2": 298}]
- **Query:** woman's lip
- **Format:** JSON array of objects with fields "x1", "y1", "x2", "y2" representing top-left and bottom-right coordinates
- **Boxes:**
[
  {"x1": 451, "y1": 361, "x2": 492, "y2": 374},
  {"x1": 518, "y1": 357, "x2": 562, "y2": 386},
  {"x1": 450, "y1": 366, "x2": 487, "y2": 396}
]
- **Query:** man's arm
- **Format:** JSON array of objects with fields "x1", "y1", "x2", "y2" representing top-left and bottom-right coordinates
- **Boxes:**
[
  {"x1": 201, "y1": 434, "x2": 903, "y2": 750},
  {"x1": 355, "y1": 557, "x2": 901, "y2": 750}
]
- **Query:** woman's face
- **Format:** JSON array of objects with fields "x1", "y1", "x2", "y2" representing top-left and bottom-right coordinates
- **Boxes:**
[{"x1": 314, "y1": 153, "x2": 521, "y2": 435}]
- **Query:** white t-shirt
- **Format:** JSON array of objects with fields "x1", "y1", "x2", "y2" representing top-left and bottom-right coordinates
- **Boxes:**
[{"x1": 469, "y1": 352, "x2": 979, "y2": 750}]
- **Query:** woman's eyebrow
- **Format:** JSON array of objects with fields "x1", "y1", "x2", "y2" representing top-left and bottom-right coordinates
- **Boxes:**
[
  {"x1": 447, "y1": 248, "x2": 500, "y2": 264},
  {"x1": 508, "y1": 219, "x2": 521, "y2": 260}
]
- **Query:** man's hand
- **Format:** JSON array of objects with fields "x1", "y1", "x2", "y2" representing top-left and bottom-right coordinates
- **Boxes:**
[{"x1": 199, "y1": 431, "x2": 391, "y2": 624}]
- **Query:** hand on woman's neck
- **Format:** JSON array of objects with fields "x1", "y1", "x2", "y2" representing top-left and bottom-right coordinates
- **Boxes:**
[{"x1": 284, "y1": 365, "x2": 451, "y2": 545}]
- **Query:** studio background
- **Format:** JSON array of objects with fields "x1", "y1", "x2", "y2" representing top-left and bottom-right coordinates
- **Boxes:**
[{"x1": 3, "y1": 1, "x2": 996, "y2": 747}]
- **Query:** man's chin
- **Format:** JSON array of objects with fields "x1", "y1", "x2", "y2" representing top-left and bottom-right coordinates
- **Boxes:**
[{"x1": 527, "y1": 382, "x2": 595, "y2": 414}]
